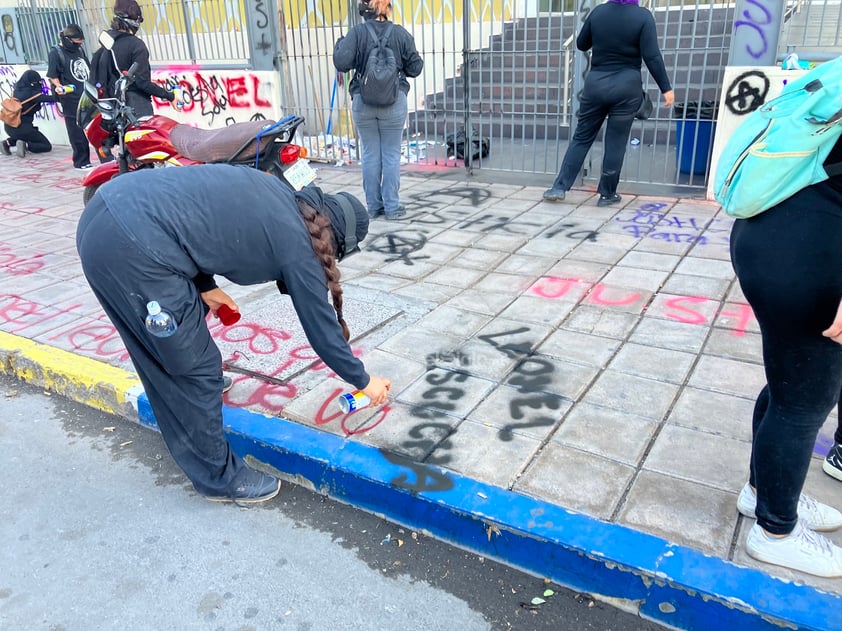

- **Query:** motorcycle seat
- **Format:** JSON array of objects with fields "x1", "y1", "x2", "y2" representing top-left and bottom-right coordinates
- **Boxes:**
[{"x1": 170, "y1": 120, "x2": 281, "y2": 164}]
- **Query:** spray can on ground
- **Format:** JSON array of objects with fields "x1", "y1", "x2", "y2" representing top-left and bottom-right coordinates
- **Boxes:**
[{"x1": 337, "y1": 390, "x2": 371, "y2": 413}]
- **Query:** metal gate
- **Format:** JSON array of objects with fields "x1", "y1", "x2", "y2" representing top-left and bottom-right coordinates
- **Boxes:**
[{"x1": 6, "y1": 0, "x2": 842, "y2": 191}]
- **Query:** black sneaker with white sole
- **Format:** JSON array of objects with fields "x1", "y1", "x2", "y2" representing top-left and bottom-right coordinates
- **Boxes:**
[
  {"x1": 0, "y1": 140, "x2": 10, "y2": 156},
  {"x1": 823, "y1": 442, "x2": 842, "y2": 482},
  {"x1": 204, "y1": 468, "x2": 281, "y2": 504}
]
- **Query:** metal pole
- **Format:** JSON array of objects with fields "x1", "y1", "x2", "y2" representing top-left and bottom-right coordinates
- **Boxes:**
[
  {"x1": 462, "y1": 0, "x2": 471, "y2": 173},
  {"x1": 728, "y1": 0, "x2": 786, "y2": 66}
]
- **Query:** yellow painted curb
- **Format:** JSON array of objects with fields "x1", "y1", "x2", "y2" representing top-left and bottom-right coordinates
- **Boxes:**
[{"x1": 0, "y1": 331, "x2": 141, "y2": 418}]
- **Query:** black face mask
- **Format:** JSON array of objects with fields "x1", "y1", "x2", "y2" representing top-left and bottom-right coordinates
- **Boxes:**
[{"x1": 60, "y1": 34, "x2": 81, "y2": 52}]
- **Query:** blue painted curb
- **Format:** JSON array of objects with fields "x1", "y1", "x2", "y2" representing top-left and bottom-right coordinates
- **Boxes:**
[{"x1": 136, "y1": 394, "x2": 841, "y2": 631}]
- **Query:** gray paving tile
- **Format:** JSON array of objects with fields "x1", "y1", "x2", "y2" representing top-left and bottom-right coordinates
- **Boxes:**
[
  {"x1": 415, "y1": 305, "x2": 492, "y2": 338},
  {"x1": 674, "y1": 256, "x2": 736, "y2": 279},
  {"x1": 601, "y1": 266, "x2": 671, "y2": 293},
  {"x1": 445, "y1": 288, "x2": 517, "y2": 316},
  {"x1": 437, "y1": 419, "x2": 543, "y2": 488},
  {"x1": 451, "y1": 337, "x2": 520, "y2": 381},
  {"x1": 608, "y1": 342, "x2": 697, "y2": 384},
  {"x1": 553, "y1": 403, "x2": 657, "y2": 466},
  {"x1": 497, "y1": 295, "x2": 575, "y2": 327},
  {"x1": 581, "y1": 370, "x2": 679, "y2": 421},
  {"x1": 704, "y1": 328, "x2": 763, "y2": 363},
  {"x1": 687, "y1": 355, "x2": 766, "y2": 399},
  {"x1": 493, "y1": 254, "x2": 556, "y2": 276},
  {"x1": 566, "y1": 241, "x2": 630, "y2": 265},
  {"x1": 716, "y1": 300, "x2": 760, "y2": 336},
  {"x1": 392, "y1": 281, "x2": 463, "y2": 302},
  {"x1": 562, "y1": 306, "x2": 642, "y2": 339},
  {"x1": 645, "y1": 292, "x2": 720, "y2": 324},
  {"x1": 537, "y1": 328, "x2": 620, "y2": 367},
  {"x1": 423, "y1": 265, "x2": 487, "y2": 289},
  {"x1": 659, "y1": 273, "x2": 732, "y2": 301},
  {"x1": 378, "y1": 328, "x2": 468, "y2": 361},
  {"x1": 617, "y1": 250, "x2": 681, "y2": 272},
  {"x1": 618, "y1": 470, "x2": 738, "y2": 556},
  {"x1": 667, "y1": 387, "x2": 754, "y2": 442},
  {"x1": 516, "y1": 443, "x2": 636, "y2": 520},
  {"x1": 644, "y1": 424, "x2": 750, "y2": 493},
  {"x1": 467, "y1": 383, "x2": 571, "y2": 442},
  {"x1": 396, "y1": 367, "x2": 495, "y2": 418},
  {"x1": 352, "y1": 401, "x2": 460, "y2": 460},
  {"x1": 472, "y1": 272, "x2": 537, "y2": 295},
  {"x1": 448, "y1": 248, "x2": 509, "y2": 270},
  {"x1": 628, "y1": 317, "x2": 709, "y2": 353},
  {"x1": 503, "y1": 354, "x2": 598, "y2": 401}
]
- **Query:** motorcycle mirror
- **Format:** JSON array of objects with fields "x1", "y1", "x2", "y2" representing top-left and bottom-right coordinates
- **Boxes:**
[
  {"x1": 98, "y1": 30, "x2": 115, "y2": 50},
  {"x1": 82, "y1": 82, "x2": 99, "y2": 101}
]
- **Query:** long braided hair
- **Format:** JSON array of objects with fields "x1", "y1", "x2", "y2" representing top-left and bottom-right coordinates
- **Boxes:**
[{"x1": 295, "y1": 200, "x2": 350, "y2": 340}]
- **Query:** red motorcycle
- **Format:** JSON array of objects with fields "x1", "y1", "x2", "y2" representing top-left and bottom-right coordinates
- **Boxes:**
[{"x1": 76, "y1": 64, "x2": 316, "y2": 204}]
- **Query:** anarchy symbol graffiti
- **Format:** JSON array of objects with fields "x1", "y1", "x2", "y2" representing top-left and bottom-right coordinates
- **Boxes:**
[
  {"x1": 724, "y1": 70, "x2": 770, "y2": 116},
  {"x1": 367, "y1": 231, "x2": 430, "y2": 266}
]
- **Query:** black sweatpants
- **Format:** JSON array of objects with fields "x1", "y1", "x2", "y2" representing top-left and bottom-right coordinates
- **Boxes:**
[
  {"x1": 60, "y1": 95, "x2": 92, "y2": 167},
  {"x1": 552, "y1": 68, "x2": 642, "y2": 197},
  {"x1": 76, "y1": 196, "x2": 245, "y2": 496},
  {"x1": 4, "y1": 119, "x2": 52, "y2": 153},
  {"x1": 731, "y1": 200, "x2": 842, "y2": 535}
]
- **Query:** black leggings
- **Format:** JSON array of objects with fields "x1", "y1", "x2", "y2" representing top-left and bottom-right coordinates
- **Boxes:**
[
  {"x1": 552, "y1": 68, "x2": 641, "y2": 197},
  {"x1": 731, "y1": 200, "x2": 842, "y2": 535}
]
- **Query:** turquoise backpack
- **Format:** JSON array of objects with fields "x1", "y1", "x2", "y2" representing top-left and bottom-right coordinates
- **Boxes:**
[{"x1": 714, "y1": 55, "x2": 842, "y2": 219}]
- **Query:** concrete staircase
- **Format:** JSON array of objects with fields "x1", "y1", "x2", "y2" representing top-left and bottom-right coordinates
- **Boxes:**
[{"x1": 408, "y1": 8, "x2": 733, "y2": 144}]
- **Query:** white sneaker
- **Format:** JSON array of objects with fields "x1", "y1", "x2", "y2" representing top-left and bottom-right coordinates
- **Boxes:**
[
  {"x1": 746, "y1": 520, "x2": 842, "y2": 577},
  {"x1": 737, "y1": 482, "x2": 842, "y2": 532}
]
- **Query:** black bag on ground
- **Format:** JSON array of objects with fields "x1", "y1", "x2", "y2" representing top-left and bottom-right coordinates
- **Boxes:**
[
  {"x1": 359, "y1": 22, "x2": 400, "y2": 107},
  {"x1": 445, "y1": 129, "x2": 490, "y2": 161}
]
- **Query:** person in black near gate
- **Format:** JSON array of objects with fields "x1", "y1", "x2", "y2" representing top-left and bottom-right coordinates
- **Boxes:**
[
  {"x1": 1, "y1": 70, "x2": 56, "y2": 158},
  {"x1": 90, "y1": 0, "x2": 180, "y2": 118},
  {"x1": 47, "y1": 24, "x2": 94, "y2": 169},
  {"x1": 543, "y1": 0, "x2": 674, "y2": 206},
  {"x1": 76, "y1": 165, "x2": 392, "y2": 504}
]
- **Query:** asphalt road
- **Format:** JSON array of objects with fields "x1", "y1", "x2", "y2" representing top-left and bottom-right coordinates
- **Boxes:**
[{"x1": 0, "y1": 372, "x2": 666, "y2": 631}]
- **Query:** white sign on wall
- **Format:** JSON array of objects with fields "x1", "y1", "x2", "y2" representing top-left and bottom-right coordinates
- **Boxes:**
[{"x1": 707, "y1": 65, "x2": 809, "y2": 200}]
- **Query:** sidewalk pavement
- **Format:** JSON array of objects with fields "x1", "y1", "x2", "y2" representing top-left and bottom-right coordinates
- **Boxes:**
[{"x1": 1, "y1": 147, "x2": 840, "y2": 630}]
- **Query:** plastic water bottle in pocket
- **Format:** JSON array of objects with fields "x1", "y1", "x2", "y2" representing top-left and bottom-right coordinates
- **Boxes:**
[{"x1": 145, "y1": 301, "x2": 177, "y2": 338}]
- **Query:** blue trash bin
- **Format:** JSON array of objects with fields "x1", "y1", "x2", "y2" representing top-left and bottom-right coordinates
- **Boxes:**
[{"x1": 674, "y1": 101, "x2": 718, "y2": 175}]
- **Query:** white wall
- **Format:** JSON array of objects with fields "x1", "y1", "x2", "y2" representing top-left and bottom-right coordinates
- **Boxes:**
[{"x1": 1, "y1": 64, "x2": 283, "y2": 147}]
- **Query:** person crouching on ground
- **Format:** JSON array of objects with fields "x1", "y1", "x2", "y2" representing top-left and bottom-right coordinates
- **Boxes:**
[
  {"x1": 1, "y1": 70, "x2": 57, "y2": 158},
  {"x1": 76, "y1": 164, "x2": 392, "y2": 503}
]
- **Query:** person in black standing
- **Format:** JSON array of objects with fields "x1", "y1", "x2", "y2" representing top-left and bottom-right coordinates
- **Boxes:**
[
  {"x1": 1, "y1": 70, "x2": 56, "y2": 158},
  {"x1": 47, "y1": 24, "x2": 94, "y2": 170},
  {"x1": 91, "y1": 0, "x2": 180, "y2": 118},
  {"x1": 543, "y1": 0, "x2": 674, "y2": 206}
]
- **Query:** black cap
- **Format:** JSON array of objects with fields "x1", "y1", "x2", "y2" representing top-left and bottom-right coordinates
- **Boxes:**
[{"x1": 294, "y1": 186, "x2": 369, "y2": 260}]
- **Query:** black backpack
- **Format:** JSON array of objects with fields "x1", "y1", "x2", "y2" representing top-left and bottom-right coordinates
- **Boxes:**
[
  {"x1": 359, "y1": 22, "x2": 400, "y2": 107},
  {"x1": 89, "y1": 45, "x2": 122, "y2": 99}
]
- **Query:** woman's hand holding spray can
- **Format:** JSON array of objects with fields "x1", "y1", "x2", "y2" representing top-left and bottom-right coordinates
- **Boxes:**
[{"x1": 337, "y1": 376, "x2": 392, "y2": 413}]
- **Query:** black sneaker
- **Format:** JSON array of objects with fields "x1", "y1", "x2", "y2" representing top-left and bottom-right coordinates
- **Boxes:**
[
  {"x1": 597, "y1": 193, "x2": 622, "y2": 207},
  {"x1": 222, "y1": 375, "x2": 233, "y2": 393},
  {"x1": 204, "y1": 468, "x2": 281, "y2": 504},
  {"x1": 543, "y1": 187, "x2": 566, "y2": 202},
  {"x1": 824, "y1": 442, "x2": 842, "y2": 482},
  {"x1": 0, "y1": 140, "x2": 10, "y2": 156},
  {"x1": 15, "y1": 140, "x2": 26, "y2": 158}
]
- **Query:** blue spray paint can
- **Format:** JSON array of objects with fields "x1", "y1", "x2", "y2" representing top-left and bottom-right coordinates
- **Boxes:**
[{"x1": 337, "y1": 390, "x2": 371, "y2": 413}]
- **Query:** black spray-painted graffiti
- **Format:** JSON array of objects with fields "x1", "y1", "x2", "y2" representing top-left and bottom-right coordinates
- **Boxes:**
[
  {"x1": 252, "y1": 0, "x2": 272, "y2": 55},
  {"x1": 724, "y1": 70, "x2": 770, "y2": 116},
  {"x1": 380, "y1": 449, "x2": 454, "y2": 493},
  {"x1": 477, "y1": 328, "x2": 560, "y2": 441},
  {"x1": 366, "y1": 231, "x2": 430, "y2": 265},
  {"x1": 734, "y1": 0, "x2": 774, "y2": 60}
]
